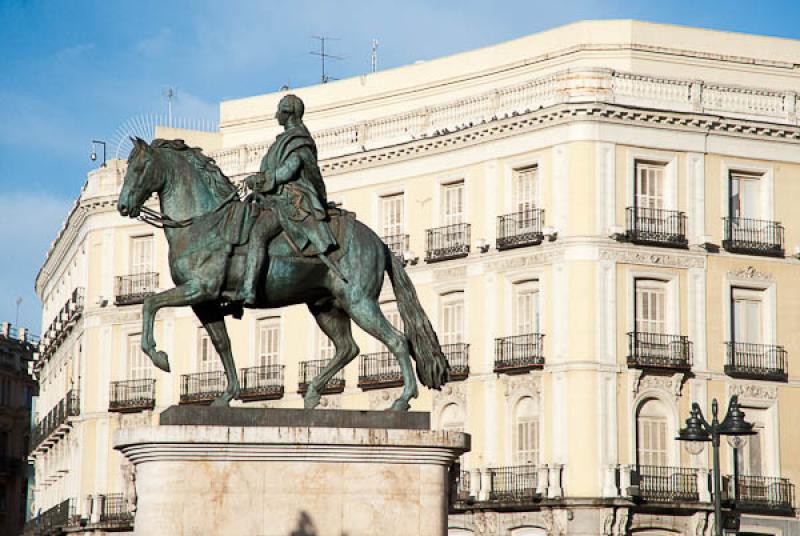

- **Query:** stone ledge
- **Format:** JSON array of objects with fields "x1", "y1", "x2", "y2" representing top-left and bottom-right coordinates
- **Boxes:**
[{"x1": 159, "y1": 405, "x2": 430, "y2": 429}]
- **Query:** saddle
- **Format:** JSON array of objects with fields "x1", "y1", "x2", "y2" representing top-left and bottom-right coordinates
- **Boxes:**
[{"x1": 220, "y1": 200, "x2": 355, "y2": 262}]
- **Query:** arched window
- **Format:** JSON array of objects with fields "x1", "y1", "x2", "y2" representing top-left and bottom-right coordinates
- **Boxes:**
[
  {"x1": 513, "y1": 397, "x2": 539, "y2": 465},
  {"x1": 636, "y1": 398, "x2": 669, "y2": 466}
]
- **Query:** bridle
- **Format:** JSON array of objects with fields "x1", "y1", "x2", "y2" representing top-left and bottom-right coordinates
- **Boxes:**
[{"x1": 137, "y1": 189, "x2": 242, "y2": 229}]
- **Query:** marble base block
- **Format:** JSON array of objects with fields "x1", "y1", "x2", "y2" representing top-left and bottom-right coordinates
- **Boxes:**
[{"x1": 113, "y1": 409, "x2": 469, "y2": 536}]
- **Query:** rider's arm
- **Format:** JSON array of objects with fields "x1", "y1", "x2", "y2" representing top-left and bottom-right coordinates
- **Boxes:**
[{"x1": 274, "y1": 153, "x2": 302, "y2": 185}]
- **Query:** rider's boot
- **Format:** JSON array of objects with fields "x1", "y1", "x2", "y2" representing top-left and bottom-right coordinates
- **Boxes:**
[{"x1": 238, "y1": 238, "x2": 267, "y2": 305}]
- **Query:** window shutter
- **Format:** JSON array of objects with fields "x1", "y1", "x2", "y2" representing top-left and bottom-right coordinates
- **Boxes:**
[
  {"x1": 380, "y1": 194, "x2": 404, "y2": 237},
  {"x1": 257, "y1": 318, "x2": 280, "y2": 367}
]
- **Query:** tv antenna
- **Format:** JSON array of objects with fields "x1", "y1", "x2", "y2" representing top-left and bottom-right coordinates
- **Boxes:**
[
  {"x1": 310, "y1": 36, "x2": 342, "y2": 83},
  {"x1": 371, "y1": 39, "x2": 379, "y2": 73},
  {"x1": 163, "y1": 87, "x2": 177, "y2": 127}
]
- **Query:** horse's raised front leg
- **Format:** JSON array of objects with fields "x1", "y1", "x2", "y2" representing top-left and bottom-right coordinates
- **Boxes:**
[
  {"x1": 305, "y1": 304, "x2": 359, "y2": 409},
  {"x1": 193, "y1": 303, "x2": 240, "y2": 407},
  {"x1": 141, "y1": 282, "x2": 211, "y2": 372}
]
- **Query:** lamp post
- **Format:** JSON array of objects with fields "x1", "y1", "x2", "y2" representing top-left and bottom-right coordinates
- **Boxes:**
[
  {"x1": 676, "y1": 395, "x2": 756, "y2": 536},
  {"x1": 90, "y1": 140, "x2": 106, "y2": 167}
]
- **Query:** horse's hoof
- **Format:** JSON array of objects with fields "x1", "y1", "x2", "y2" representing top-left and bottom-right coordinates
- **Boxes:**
[
  {"x1": 304, "y1": 388, "x2": 321, "y2": 409},
  {"x1": 390, "y1": 399, "x2": 411, "y2": 412},
  {"x1": 210, "y1": 396, "x2": 231, "y2": 407},
  {"x1": 151, "y1": 351, "x2": 171, "y2": 372}
]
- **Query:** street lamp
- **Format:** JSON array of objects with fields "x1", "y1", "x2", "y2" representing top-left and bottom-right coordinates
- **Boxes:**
[
  {"x1": 676, "y1": 395, "x2": 756, "y2": 536},
  {"x1": 90, "y1": 140, "x2": 106, "y2": 167}
]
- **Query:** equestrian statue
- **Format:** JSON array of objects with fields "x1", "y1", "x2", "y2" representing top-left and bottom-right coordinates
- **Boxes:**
[{"x1": 116, "y1": 94, "x2": 449, "y2": 411}]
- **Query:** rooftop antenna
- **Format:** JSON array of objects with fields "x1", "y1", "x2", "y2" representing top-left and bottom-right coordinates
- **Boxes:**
[
  {"x1": 163, "y1": 87, "x2": 177, "y2": 127},
  {"x1": 371, "y1": 39, "x2": 379, "y2": 73},
  {"x1": 14, "y1": 297, "x2": 21, "y2": 327},
  {"x1": 310, "y1": 36, "x2": 342, "y2": 83}
]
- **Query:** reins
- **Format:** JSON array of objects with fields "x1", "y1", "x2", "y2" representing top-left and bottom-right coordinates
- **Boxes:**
[{"x1": 137, "y1": 190, "x2": 241, "y2": 229}]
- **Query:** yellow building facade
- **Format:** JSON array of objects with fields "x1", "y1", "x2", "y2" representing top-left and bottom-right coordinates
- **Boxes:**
[{"x1": 29, "y1": 20, "x2": 800, "y2": 536}]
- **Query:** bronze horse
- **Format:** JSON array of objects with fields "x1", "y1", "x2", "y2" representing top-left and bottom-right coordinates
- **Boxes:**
[{"x1": 117, "y1": 138, "x2": 448, "y2": 410}]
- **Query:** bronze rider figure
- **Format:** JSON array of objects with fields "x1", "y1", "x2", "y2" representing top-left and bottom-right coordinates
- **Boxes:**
[{"x1": 238, "y1": 94, "x2": 343, "y2": 305}]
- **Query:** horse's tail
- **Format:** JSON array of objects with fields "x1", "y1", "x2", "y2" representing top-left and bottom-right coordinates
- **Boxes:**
[{"x1": 386, "y1": 251, "x2": 449, "y2": 389}]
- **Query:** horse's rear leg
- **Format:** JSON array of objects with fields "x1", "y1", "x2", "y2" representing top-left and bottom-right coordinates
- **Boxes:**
[
  {"x1": 193, "y1": 303, "x2": 241, "y2": 407},
  {"x1": 141, "y1": 282, "x2": 211, "y2": 372},
  {"x1": 305, "y1": 303, "x2": 359, "y2": 410},
  {"x1": 343, "y1": 298, "x2": 417, "y2": 411}
]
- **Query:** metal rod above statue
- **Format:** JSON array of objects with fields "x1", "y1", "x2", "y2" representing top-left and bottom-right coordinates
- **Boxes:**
[{"x1": 116, "y1": 95, "x2": 450, "y2": 411}]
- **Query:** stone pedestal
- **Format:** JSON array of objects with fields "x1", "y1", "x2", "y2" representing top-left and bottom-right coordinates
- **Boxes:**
[{"x1": 113, "y1": 407, "x2": 469, "y2": 536}]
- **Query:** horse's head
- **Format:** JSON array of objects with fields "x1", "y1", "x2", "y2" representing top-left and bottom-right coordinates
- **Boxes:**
[{"x1": 118, "y1": 137, "x2": 163, "y2": 218}]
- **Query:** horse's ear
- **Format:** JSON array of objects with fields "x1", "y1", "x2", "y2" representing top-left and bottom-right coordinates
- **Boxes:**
[{"x1": 131, "y1": 137, "x2": 151, "y2": 154}]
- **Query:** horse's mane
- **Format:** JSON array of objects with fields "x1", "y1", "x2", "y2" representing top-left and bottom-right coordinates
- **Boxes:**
[{"x1": 151, "y1": 138, "x2": 237, "y2": 199}]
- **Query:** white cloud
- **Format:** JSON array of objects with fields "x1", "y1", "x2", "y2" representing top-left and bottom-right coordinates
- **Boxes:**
[{"x1": 0, "y1": 192, "x2": 72, "y2": 331}]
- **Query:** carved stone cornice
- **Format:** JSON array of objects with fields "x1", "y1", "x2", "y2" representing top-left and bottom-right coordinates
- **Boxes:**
[
  {"x1": 730, "y1": 382, "x2": 778, "y2": 402},
  {"x1": 487, "y1": 249, "x2": 564, "y2": 272},
  {"x1": 501, "y1": 372, "x2": 542, "y2": 400},
  {"x1": 599, "y1": 247, "x2": 705, "y2": 269}
]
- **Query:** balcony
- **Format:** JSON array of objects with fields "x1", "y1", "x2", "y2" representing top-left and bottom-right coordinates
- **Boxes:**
[
  {"x1": 443, "y1": 343, "x2": 469, "y2": 381},
  {"x1": 723, "y1": 217, "x2": 784, "y2": 256},
  {"x1": 494, "y1": 333, "x2": 545, "y2": 374},
  {"x1": 625, "y1": 207, "x2": 688, "y2": 248},
  {"x1": 486, "y1": 465, "x2": 540, "y2": 503},
  {"x1": 382, "y1": 234, "x2": 409, "y2": 260},
  {"x1": 358, "y1": 352, "x2": 403, "y2": 390},
  {"x1": 95, "y1": 493, "x2": 134, "y2": 529},
  {"x1": 109, "y1": 378, "x2": 156, "y2": 412},
  {"x1": 179, "y1": 371, "x2": 226, "y2": 404},
  {"x1": 726, "y1": 475, "x2": 796, "y2": 514},
  {"x1": 39, "y1": 288, "x2": 84, "y2": 362},
  {"x1": 31, "y1": 389, "x2": 80, "y2": 452},
  {"x1": 634, "y1": 465, "x2": 699, "y2": 503},
  {"x1": 239, "y1": 364, "x2": 284, "y2": 401},
  {"x1": 451, "y1": 464, "x2": 561, "y2": 513},
  {"x1": 496, "y1": 209, "x2": 545, "y2": 250},
  {"x1": 114, "y1": 272, "x2": 159, "y2": 305},
  {"x1": 627, "y1": 332, "x2": 692, "y2": 371},
  {"x1": 425, "y1": 223, "x2": 470, "y2": 262},
  {"x1": 298, "y1": 359, "x2": 345, "y2": 395},
  {"x1": 725, "y1": 342, "x2": 788, "y2": 382},
  {"x1": 22, "y1": 498, "x2": 79, "y2": 536}
]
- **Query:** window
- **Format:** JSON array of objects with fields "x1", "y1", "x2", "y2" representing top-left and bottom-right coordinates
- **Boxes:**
[
  {"x1": 730, "y1": 172, "x2": 761, "y2": 220},
  {"x1": 635, "y1": 280, "x2": 666, "y2": 335},
  {"x1": 513, "y1": 397, "x2": 539, "y2": 465},
  {"x1": 513, "y1": 166, "x2": 538, "y2": 213},
  {"x1": 256, "y1": 318, "x2": 280, "y2": 367},
  {"x1": 198, "y1": 329, "x2": 221, "y2": 372},
  {"x1": 731, "y1": 287, "x2": 763, "y2": 345},
  {"x1": 637, "y1": 399, "x2": 668, "y2": 466},
  {"x1": 126, "y1": 334, "x2": 152, "y2": 380},
  {"x1": 635, "y1": 161, "x2": 665, "y2": 210},
  {"x1": 380, "y1": 193, "x2": 404, "y2": 237},
  {"x1": 440, "y1": 292, "x2": 464, "y2": 346},
  {"x1": 514, "y1": 282, "x2": 540, "y2": 335},
  {"x1": 130, "y1": 235, "x2": 154, "y2": 274},
  {"x1": 442, "y1": 181, "x2": 465, "y2": 226},
  {"x1": 315, "y1": 327, "x2": 335, "y2": 361}
]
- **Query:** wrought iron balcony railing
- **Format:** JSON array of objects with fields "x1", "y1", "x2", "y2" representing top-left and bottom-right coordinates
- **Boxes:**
[
  {"x1": 22, "y1": 498, "x2": 79, "y2": 536},
  {"x1": 358, "y1": 352, "x2": 403, "y2": 390},
  {"x1": 625, "y1": 207, "x2": 688, "y2": 247},
  {"x1": 425, "y1": 223, "x2": 470, "y2": 262},
  {"x1": 443, "y1": 343, "x2": 469, "y2": 381},
  {"x1": 114, "y1": 272, "x2": 159, "y2": 305},
  {"x1": 97, "y1": 493, "x2": 134, "y2": 527},
  {"x1": 634, "y1": 465, "x2": 699, "y2": 503},
  {"x1": 496, "y1": 209, "x2": 545, "y2": 250},
  {"x1": 382, "y1": 234, "x2": 409, "y2": 260},
  {"x1": 494, "y1": 333, "x2": 545, "y2": 374},
  {"x1": 486, "y1": 465, "x2": 540, "y2": 503},
  {"x1": 239, "y1": 364, "x2": 284, "y2": 401},
  {"x1": 39, "y1": 287, "x2": 84, "y2": 361},
  {"x1": 723, "y1": 217, "x2": 784, "y2": 256},
  {"x1": 627, "y1": 332, "x2": 692, "y2": 371},
  {"x1": 298, "y1": 359, "x2": 345, "y2": 395},
  {"x1": 179, "y1": 371, "x2": 226, "y2": 404},
  {"x1": 31, "y1": 389, "x2": 80, "y2": 451},
  {"x1": 725, "y1": 342, "x2": 788, "y2": 382},
  {"x1": 109, "y1": 378, "x2": 156, "y2": 412},
  {"x1": 725, "y1": 474, "x2": 796, "y2": 513}
]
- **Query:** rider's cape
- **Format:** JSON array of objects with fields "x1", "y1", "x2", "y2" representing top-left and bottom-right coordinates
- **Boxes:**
[{"x1": 259, "y1": 125, "x2": 337, "y2": 256}]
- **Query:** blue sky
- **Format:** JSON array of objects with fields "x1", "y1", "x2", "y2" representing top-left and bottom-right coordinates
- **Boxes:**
[{"x1": 2, "y1": 0, "x2": 800, "y2": 330}]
